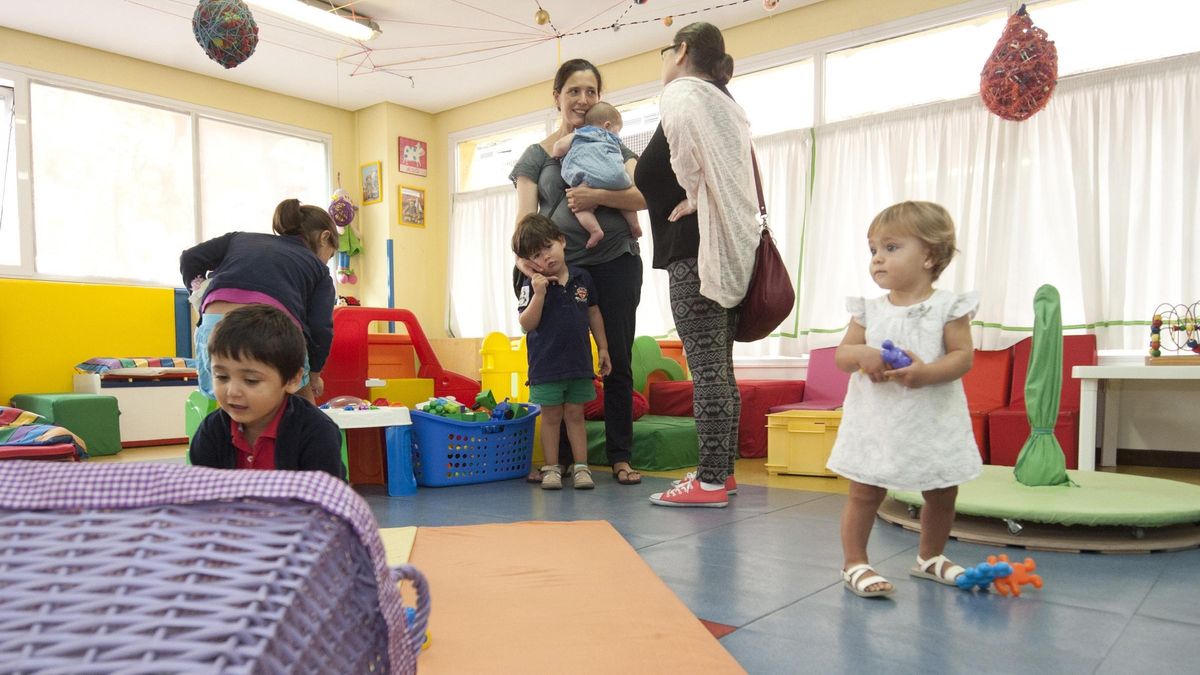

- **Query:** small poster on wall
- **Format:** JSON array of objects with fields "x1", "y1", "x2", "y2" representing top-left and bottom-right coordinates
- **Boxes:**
[
  {"x1": 397, "y1": 136, "x2": 428, "y2": 176},
  {"x1": 360, "y1": 161, "x2": 382, "y2": 205},
  {"x1": 399, "y1": 186, "x2": 425, "y2": 228}
]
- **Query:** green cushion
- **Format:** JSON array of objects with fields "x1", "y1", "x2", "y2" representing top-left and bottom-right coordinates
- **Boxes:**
[
  {"x1": 11, "y1": 393, "x2": 122, "y2": 457},
  {"x1": 890, "y1": 465, "x2": 1200, "y2": 527},
  {"x1": 586, "y1": 415, "x2": 698, "y2": 472}
]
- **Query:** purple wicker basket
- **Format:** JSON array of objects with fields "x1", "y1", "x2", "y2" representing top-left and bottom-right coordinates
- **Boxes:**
[{"x1": 0, "y1": 461, "x2": 429, "y2": 674}]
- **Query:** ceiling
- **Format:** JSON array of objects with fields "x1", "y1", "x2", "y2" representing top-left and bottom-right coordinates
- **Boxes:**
[{"x1": 0, "y1": 0, "x2": 821, "y2": 113}]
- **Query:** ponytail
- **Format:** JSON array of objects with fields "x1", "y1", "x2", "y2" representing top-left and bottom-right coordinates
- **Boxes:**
[
  {"x1": 672, "y1": 22, "x2": 734, "y2": 86},
  {"x1": 272, "y1": 198, "x2": 339, "y2": 256}
]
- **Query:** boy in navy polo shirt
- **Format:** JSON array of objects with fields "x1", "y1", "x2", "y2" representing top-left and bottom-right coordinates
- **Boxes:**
[
  {"x1": 513, "y1": 213, "x2": 612, "y2": 490},
  {"x1": 189, "y1": 305, "x2": 345, "y2": 481}
]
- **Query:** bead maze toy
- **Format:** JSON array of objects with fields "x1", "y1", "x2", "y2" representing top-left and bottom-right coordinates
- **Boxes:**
[
  {"x1": 987, "y1": 554, "x2": 1042, "y2": 597},
  {"x1": 880, "y1": 339, "x2": 912, "y2": 369},
  {"x1": 1148, "y1": 301, "x2": 1200, "y2": 364}
]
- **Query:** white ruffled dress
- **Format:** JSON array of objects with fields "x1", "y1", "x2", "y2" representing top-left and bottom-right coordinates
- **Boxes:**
[{"x1": 825, "y1": 289, "x2": 983, "y2": 491}]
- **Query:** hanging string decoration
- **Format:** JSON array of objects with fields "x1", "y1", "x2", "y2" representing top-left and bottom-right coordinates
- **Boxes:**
[
  {"x1": 192, "y1": 0, "x2": 260, "y2": 69},
  {"x1": 979, "y1": 4, "x2": 1057, "y2": 121}
]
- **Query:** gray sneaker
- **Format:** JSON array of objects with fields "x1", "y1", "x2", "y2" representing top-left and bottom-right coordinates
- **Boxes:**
[{"x1": 540, "y1": 465, "x2": 563, "y2": 490}]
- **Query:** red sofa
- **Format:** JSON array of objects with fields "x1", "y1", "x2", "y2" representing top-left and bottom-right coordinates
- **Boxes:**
[{"x1": 986, "y1": 335, "x2": 1097, "y2": 470}]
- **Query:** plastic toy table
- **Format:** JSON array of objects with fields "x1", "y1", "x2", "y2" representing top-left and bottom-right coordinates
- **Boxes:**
[
  {"x1": 321, "y1": 406, "x2": 416, "y2": 495},
  {"x1": 0, "y1": 461, "x2": 428, "y2": 673}
]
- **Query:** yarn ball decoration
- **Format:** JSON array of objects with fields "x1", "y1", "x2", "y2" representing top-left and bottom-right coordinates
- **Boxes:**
[
  {"x1": 192, "y1": 0, "x2": 260, "y2": 69},
  {"x1": 328, "y1": 188, "x2": 358, "y2": 229},
  {"x1": 979, "y1": 5, "x2": 1057, "y2": 121}
]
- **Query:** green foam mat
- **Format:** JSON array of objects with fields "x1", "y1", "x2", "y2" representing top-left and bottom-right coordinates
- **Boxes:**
[
  {"x1": 585, "y1": 415, "x2": 697, "y2": 472},
  {"x1": 890, "y1": 465, "x2": 1200, "y2": 527}
]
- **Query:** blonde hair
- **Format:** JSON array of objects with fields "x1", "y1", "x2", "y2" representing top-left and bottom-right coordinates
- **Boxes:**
[{"x1": 867, "y1": 201, "x2": 957, "y2": 280}]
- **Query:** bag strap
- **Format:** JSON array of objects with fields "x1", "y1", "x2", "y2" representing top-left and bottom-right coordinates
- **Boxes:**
[{"x1": 749, "y1": 147, "x2": 767, "y2": 224}]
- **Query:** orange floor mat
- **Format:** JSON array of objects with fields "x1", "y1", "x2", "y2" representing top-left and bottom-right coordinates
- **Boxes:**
[{"x1": 406, "y1": 520, "x2": 744, "y2": 674}]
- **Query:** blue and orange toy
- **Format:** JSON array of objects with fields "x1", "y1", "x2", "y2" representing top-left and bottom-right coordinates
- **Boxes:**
[
  {"x1": 955, "y1": 560, "x2": 1013, "y2": 591},
  {"x1": 988, "y1": 554, "x2": 1043, "y2": 597}
]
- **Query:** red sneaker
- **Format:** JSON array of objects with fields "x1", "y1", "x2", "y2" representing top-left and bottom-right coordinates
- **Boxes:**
[
  {"x1": 650, "y1": 478, "x2": 729, "y2": 508},
  {"x1": 672, "y1": 471, "x2": 738, "y2": 494}
]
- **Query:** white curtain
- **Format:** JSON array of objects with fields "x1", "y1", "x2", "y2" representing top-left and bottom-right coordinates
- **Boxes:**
[
  {"x1": 447, "y1": 185, "x2": 519, "y2": 337},
  {"x1": 800, "y1": 53, "x2": 1200, "y2": 351},
  {"x1": 449, "y1": 54, "x2": 1200, "y2": 352}
]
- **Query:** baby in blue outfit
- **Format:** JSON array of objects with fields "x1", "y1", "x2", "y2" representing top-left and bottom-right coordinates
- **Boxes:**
[{"x1": 552, "y1": 102, "x2": 643, "y2": 249}]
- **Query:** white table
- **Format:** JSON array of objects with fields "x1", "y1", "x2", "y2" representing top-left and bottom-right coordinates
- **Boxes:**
[
  {"x1": 320, "y1": 406, "x2": 415, "y2": 495},
  {"x1": 1073, "y1": 364, "x2": 1200, "y2": 471}
]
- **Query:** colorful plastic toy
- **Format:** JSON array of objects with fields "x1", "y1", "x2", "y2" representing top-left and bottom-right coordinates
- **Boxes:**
[
  {"x1": 473, "y1": 390, "x2": 498, "y2": 411},
  {"x1": 955, "y1": 560, "x2": 1013, "y2": 591},
  {"x1": 404, "y1": 606, "x2": 431, "y2": 651},
  {"x1": 880, "y1": 339, "x2": 912, "y2": 369},
  {"x1": 987, "y1": 554, "x2": 1042, "y2": 597}
]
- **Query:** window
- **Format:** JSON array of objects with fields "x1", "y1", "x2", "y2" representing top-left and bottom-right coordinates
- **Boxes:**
[
  {"x1": 1026, "y1": 0, "x2": 1200, "y2": 76},
  {"x1": 825, "y1": 12, "x2": 1006, "y2": 122},
  {"x1": 0, "y1": 85, "x2": 16, "y2": 267},
  {"x1": 197, "y1": 117, "x2": 328, "y2": 241},
  {"x1": 14, "y1": 82, "x2": 329, "y2": 286},
  {"x1": 30, "y1": 84, "x2": 196, "y2": 286},
  {"x1": 456, "y1": 123, "x2": 545, "y2": 192},
  {"x1": 615, "y1": 98, "x2": 660, "y2": 156},
  {"x1": 728, "y1": 59, "x2": 815, "y2": 135}
]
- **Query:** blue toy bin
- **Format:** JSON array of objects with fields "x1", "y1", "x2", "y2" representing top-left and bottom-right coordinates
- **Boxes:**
[{"x1": 410, "y1": 404, "x2": 540, "y2": 487}]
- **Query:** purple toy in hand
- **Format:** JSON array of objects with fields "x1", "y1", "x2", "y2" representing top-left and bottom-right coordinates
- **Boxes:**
[{"x1": 880, "y1": 339, "x2": 912, "y2": 369}]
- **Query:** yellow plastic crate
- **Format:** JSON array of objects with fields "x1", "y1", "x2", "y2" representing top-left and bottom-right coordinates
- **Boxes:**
[{"x1": 765, "y1": 410, "x2": 842, "y2": 477}]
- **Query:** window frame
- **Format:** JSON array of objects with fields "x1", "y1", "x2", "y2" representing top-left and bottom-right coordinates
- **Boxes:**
[{"x1": 0, "y1": 62, "x2": 332, "y2": 287}]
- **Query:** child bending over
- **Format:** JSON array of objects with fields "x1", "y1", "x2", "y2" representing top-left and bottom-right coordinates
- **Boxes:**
[
  {"x1": 513, "y1": 213, "x2": 612, "y2": 489},
  {"x1": 826, "y1": 201, "x2": 982, "y2": 598},
  {"x1": 552, "y1": 102, "x2": 643, "y2": 249},
  {"x1": 189, "y1": 305, "x2": 345, "y2": 481}
]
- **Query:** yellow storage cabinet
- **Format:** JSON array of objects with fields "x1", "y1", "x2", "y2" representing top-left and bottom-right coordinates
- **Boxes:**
[{"x1": 765, "y1": 410, "x2": 842, "y2": 477}]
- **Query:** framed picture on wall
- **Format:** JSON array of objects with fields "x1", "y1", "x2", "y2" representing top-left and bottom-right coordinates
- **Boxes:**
[
  {"x1": 397, "y1": 136, "x2": 428, "y2": 176},
  {"x1": 399, "y1": 186, "x2": 425, "y2": 228},
  {"x1": 360, "y1": 161, "x2": 382, "y2": 205}
]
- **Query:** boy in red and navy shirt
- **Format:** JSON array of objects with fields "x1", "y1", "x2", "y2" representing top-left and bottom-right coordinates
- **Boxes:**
[{"x1": 189, "y1": 305, "x2": 344, "y2": 480}]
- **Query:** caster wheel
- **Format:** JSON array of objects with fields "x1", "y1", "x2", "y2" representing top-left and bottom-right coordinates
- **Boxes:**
[
  {"x1": 907, "y1": 504, "x2": 920, "y2": 518},
  {"x1": 1004, "y1": 518, "x2": 1023, "y2": 535},
  {"x1": 1132, "y1": 527, "x2": 1145, "y2": 540}
]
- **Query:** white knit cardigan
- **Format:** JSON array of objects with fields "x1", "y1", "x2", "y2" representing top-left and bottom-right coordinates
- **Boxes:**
[{"x1": 659, "y1": 76, "x2": 761, "y2": 309}]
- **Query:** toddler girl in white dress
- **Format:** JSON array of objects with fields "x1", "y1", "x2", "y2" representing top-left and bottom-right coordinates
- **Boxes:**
[{"x1": 826, "y1": 201, "x2": 982, "y2": 598}]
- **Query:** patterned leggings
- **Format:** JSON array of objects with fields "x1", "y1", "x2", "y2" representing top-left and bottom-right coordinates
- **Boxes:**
[{"x1": 668, "y1": 258, "x2": 740, "y2": 484}]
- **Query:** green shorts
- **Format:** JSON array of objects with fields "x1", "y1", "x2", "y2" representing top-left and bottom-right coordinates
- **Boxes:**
[{"x1": 529, "y1": 377, "x2": 596, "y2": 406}]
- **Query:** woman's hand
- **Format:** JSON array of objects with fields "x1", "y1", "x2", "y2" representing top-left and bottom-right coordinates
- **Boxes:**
[
  {"x1": 668, "y1": 199, "x2": 696, "y2": 222},
  {"x1": 565, "y1": 184, "x2": 600, "y2": 212},
  {"x1": 597, "y1": 349, "x2": 612, "y2": 377},
  {"x1": 310, "y1": 372, "x2": 325, "y2": 398}
]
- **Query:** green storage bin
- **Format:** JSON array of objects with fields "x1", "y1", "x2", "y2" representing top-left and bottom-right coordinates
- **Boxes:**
[{"x1": 11, "y1": 393, "x2": 122, "y2": 457}]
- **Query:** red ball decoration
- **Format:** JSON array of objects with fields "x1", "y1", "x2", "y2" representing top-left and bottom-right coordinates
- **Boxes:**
[
  {"x1": 192, "y1": 0, "x2": 260, "y2": 69},
  {"x1": 979, "y1": 5, "x2": 1057, "y2": 121}
]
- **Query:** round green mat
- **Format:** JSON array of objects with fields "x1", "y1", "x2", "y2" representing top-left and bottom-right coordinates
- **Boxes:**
[{"x1": 889, "y1": 465, "x2": 1200, "y2": 527}]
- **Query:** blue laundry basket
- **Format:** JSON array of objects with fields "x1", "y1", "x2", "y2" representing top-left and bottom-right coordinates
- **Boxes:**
[{"x1": 410, "y1": 404, "x2": 540, "y2": 487}]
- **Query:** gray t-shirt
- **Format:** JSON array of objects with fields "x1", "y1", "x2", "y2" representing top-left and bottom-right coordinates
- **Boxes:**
[{"x1": 509, "y1": 142, "x2": 640, "y2": 266}]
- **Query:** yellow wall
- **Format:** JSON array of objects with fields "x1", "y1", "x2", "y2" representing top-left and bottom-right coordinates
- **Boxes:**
[{"x1": 0, "y1": 280, "x2": 176, "y2": 404}]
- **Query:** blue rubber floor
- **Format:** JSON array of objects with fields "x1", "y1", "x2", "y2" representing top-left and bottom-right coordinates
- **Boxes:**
[{"x1": 359, "y1": 475, "x2": 1200, "y2": 674}]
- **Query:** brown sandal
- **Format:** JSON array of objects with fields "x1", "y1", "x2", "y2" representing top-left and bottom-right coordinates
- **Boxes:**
[{"x1": 612, "y1": 467, "x2": 641, "y2": 485}]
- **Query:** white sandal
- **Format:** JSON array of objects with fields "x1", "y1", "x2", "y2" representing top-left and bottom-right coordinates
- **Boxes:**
[
  {"x1": 910, "y1": 554, "x2": 965, "y2": 586},
  {"x1": 842, "y1": 564, "x2": 894, "y2": 598}
]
